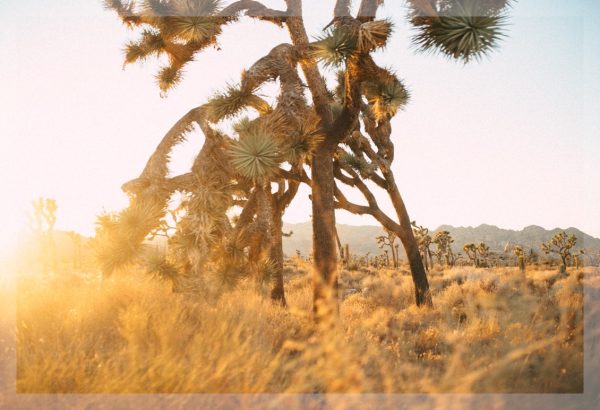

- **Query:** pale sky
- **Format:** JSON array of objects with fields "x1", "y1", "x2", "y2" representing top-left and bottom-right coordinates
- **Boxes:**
[{"x1": 1, "y1": 0, "x2": 599, "y2": 254}]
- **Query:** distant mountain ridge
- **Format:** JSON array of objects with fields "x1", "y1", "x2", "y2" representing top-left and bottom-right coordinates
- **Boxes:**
[
  {"x1": 282, "y1": 222, "x2": 600, "y2": 258},
  {"x1": 28, "y1": 224, "x2": 599, "y2": 262}
]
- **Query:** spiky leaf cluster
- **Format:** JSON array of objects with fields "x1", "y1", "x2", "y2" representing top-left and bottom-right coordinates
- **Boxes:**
[
  {"x1": 205, "y1": 82, "x2": 271, "y2": 123},
  {"x1": 144, "y1": 250, "x2": 180, "y2": 280},
  {"x1": 312, "y1": 26, "x2": 358, "y2": 68},
  {"x1": 229, "y1": 131, "x2": 281, "y2": 184},
  {"x1": 340, "y1": 151, "x2": 375, "y2": 178},
  {"x1": 358, "y1": 19, "x2": 394, "y2": 52},
  {"x1": 364, "y1": 78, "x2": 410, "y2": 121},
  {"x1": 410, "y1": 0, "x2": 509, "y2": 63},
  {"x1": 283, "y1": 114, "x2": 325, "y2": 165},
  {"x1": 93, "y1": 199, "x2": 166, "y2": 274},
  {"x1": 312, "y1": 19, "x2": 394, "y2": 68},
  {"x1": 106, "y1": 0, "x2": 231, "y2": 93}
]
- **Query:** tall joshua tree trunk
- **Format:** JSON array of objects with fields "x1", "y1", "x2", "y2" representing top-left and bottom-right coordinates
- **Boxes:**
[
  {"x1": 400, "y1": 231, "x2": 431, "y2": 306},
  {"x1": 311, "y1": 147, "x2": 339, "y2": 316},
  {"x1": 286, "y1": 7, "x2": 339, "y2": 317},
  {"x1": 382, "y1": 165, "x2": 432, "y2": 306},
  {"x1": 394, "y1": 207, "x2": 432, "y2": 306}
]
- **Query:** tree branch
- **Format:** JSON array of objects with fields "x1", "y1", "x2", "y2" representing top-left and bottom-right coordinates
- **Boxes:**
[
  {"x1": 219, "y1": 0, "x2": 289, "y2": 25},
  {"x1": 357, "y1": 0, "x2": 383, "y2": 22}
]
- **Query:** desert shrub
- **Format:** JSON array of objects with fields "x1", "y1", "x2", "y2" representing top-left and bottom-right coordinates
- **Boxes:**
[{"x1": 14, "y1": 265, "x2": 588, "y2": 394}]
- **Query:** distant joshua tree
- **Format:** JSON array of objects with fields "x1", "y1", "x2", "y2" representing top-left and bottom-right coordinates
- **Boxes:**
[
  {"x1": 477, "y1": 242, "x2": 490, "y2": 267},
  {"x1": 411, "y1": 222, "x2": 433, "y2": 271},
  {"x1": 376, "y1": 229, "x2": 399, "y2": 268},
  {"x1": 513, "y1": 245, "x2": 526, "y2": 273},
  {"x1": 463, "y1": 243, "x2": 479, "y2": 267},
  {"x1": 432, "y1": 230, "x2": 455, "y2": 267},
  {"x1": 541, "y1": 232, "x2": 579, "y2": 273}
]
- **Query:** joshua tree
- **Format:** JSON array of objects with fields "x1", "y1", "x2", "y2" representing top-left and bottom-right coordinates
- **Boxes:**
[
  {"x1": 477, "y1": 242, "x2": 490, "y2": 267},
  {"x1": 541, "y1": 232, "x2": 579, "y2": 273},
  {"x1": 432, "y1": 230, "x2": 455, "y2": 267},
  {"x1": 463, "y1": 243, "x2": 479, "y2": 267},
  {"x1": 339, "y1": 243, "x2": 352, "y2": 267},
  {"x1": 376, "y1": 229, "x2": 399, "y2": 268},
  {"x1": 411, "y1": 222, "x2": 433, "y2": 271},
  {"x1": 104, "y1": 0, "x2": 512, "y2": 313},
  {"x1": 513, "y1": 244, "x2": 526, "y2": 273}
]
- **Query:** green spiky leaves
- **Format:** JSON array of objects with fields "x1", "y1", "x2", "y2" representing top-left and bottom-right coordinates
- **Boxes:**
[
  {"x1": 410, "y1": 0, "x2": 509, "y2": 63},
  {"x1": 340, "y1": 151, "x2": 375, "y2": 178},
  {"x1": 93, "y1": 199, "x2": 167, "y2": 275},
  {"x1": 364, "y1": 78, "x2": 410, "y2": 121},
  {"x1": 107, "y1": 0, "x2": 229, "y2": 94},
  {"x1": 312, "y1": 19, "x2": 393, "y2": 68},
  {"x1": 284, "y1": 114, "x2": 325, "y2": 165},
  {"x1": 229, "y1": 132, "x2": 281, "y2": 184},
  {"x1": 205, "y1": 82, "x2": 271, "y2": 123},
  {"x1": 312, "y1": 27, "x2": 358, "y2": 68},
  {"x1": 163, "y1": 0, "x2": 224, "y2": 42}
]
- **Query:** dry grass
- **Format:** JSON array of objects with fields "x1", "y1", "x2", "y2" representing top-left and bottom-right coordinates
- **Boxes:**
[{"x1": 14, "y1": 263, "x2": 586, "y2": 394}]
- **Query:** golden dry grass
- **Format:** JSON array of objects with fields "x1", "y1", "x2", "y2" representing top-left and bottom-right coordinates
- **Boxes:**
[{"x1": 12, "y1": 262, "x2": 588, "y2": 395}]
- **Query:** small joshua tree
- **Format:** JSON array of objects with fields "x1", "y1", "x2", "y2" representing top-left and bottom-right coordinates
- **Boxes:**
[
  {"x1": 463, "y1": 243, "x2": 479, "y2": 267},
  {"x1": 513, "y1": 245, "x2": 526, "y2": 273},
  {"x1": 432, "y1": 230, "x2": 455, "y2": 267},
  {"x1": 412, "y1": 222, "x2": 433, "y2": 271},
  {"x1": 376, "y1": 229, "x2": 399, "y2": 268},
  {"x1": 541, "y1": 232, "x2": 578, "y2": 274},
  {"x1": 477, "y1": 242, "x2": 490, "y2": 267}
]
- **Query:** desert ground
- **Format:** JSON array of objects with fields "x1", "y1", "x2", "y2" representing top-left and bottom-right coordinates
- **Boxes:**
[{"x1": 10, "y1": 262, "x2": 592, "y2": 395}]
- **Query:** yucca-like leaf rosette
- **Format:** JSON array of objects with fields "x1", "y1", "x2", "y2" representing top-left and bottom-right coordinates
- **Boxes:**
[
  {"x1": 233, "y1": 111, "x2": 292, "y2": 141},
  {"x1": 106, "y1": 0, "x2": 230, "y2": 94},
  {"x1": 410, "y1": 0, "x2": 509, "y2": 63},
  {"x1": 312, "y1": 19, "x2": 393, "y2": 68},
  {"x1": 311, "y1": 26, "x2": 358, "y2": 68},
  {"x1": 363, "y1": 77, "x2": 410, "y2": 121},
  {"x1": 229, "y1": 131, "x2": 282, "y2": 185},
  {"x1": 161, "y1": 0, "x2": 224, "y2": 42},
  {"x1": 282, "y1": 113, "x2": 325, "y2": 165}
]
